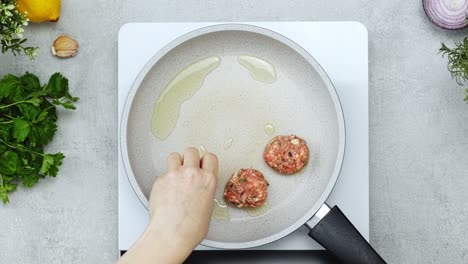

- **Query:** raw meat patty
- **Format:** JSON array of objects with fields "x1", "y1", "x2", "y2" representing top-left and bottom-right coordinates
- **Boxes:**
[
  {"x1": 263, "y1": 135, "x2": 310, "y2": 175},
  {"x1": 224, "y1": 168, "x2": 268, "y2": 208}
]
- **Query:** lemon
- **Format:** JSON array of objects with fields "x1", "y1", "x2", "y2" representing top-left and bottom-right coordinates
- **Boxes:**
[{"x1": 17, "y1": 0, "x2": 61, "y2": 23}]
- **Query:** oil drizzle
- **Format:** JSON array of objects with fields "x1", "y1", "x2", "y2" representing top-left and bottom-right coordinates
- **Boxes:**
[
  {"x1": 223, "y1": 137, "x2": 233, "y2": 150},
  {"x1": 264, "y1": 123, "x2": 275, "y2": 135},
  {"x1": 151, "y1": 56, "x2": 221, "y2": 140},
  {"x1": 246, "y1": 201, "x2": 270, "y2": 217},
  {"x1": 238, "y1": 55, "x2": 277, "y2": 84},
  {"x1": 212, "y1": 198, "x2": 230, "y2": 221}
]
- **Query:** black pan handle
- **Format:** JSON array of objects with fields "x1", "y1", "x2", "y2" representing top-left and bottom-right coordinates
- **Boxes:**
[{"x1": 306, "y1": 205, "x2": 386, "y2": 264}]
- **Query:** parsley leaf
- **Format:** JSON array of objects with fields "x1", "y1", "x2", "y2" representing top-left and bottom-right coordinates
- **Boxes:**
[
  {"x1": 41, "y1": 153, "x2": 64, "y2": 177},
  {"x1": 0, "y1": 186, "x2": 9, "y2": 204},
  {"x1": 22, "y1": 173, "x2": 39, "y2": 188},
  {"x1": 20, "y1": 73, "x2": 41, "y2": 92},
  {"x1": 0, "y1": 151, "x2": 20, "y2": 175},
  {"x1": 12, "y1": 117, "x2": 30, "y2": 142},
  {"x1": 0, "y1": 74, "x2": 20, "y2": 99},
  {"x1": 0, "y1": 72, "x2": 78, "y2": 204},
  {"x1": 19, "y1": 103, "x2": 41, "y2": 121},
  {"x1": 47, "y1": 73, "x2": 72, "y2": 99}
]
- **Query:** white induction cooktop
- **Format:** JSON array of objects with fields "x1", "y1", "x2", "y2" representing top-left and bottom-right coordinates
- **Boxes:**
[{"x1": 118, "y1": 22, "x2": 369, "y2": 251}]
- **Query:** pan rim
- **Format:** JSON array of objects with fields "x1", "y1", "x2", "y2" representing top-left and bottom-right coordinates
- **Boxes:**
[{"x1": 120, "y1": 23, "x2": 346, "y2": 249}]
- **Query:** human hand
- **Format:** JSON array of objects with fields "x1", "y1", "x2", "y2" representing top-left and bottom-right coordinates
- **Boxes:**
[
  {"x1": 118, "y1": 147, "x2": 218, "y2": 264},
  {"x1": 149, "y1": 147, "x2": 218, "y2": 252}
]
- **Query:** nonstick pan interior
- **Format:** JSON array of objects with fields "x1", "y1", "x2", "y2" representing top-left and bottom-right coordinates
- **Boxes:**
[{"x1": 120, "y1": 24, "x2": 345, "y2": 248}]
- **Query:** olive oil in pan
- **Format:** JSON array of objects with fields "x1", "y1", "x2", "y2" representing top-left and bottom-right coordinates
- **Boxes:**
[
  {"x1": 151, "y1": 56, "x2": 221, "y2": 140},
  {"x1": 238, "y1": 55, "x2": 277, "y2": 84},
  {"x1": 223, "y1": 137, "x2": 233, "y2": 150},
  {"x1": 212, "y1": 198, "x2": 230, "y2": 221},
  {"x1": 264, "y1": 123, "x2": 275, "y2": 135},
  {"x1": 246, "y1": 201, "x2": 270, "y2": 217}
]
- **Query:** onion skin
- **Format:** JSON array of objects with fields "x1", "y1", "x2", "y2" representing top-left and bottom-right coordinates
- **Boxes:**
[{"x1": 423, "y1": 0, "x2": 468, "y2": 30}]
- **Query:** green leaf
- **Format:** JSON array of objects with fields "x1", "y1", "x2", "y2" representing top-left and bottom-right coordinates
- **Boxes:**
[
  {"x1": 28, "y1": 98, "x2": 42, "y2": 107},
  {"x1": 35, "y1": 111, "x2": 48, "y2": 123},
  {"x1": 22, "y1": 173, "x2": 39, "y2": 187},
  {"x1": 52, "y1": 100, "x2": 77, "y2": 110},
  {"x1": 51, "y1": 153, "x2": 64, "y2": 176},
  {"x1": 0, "y1": 143, "x2": 7, "y2": 155},
  {"x1": 4, "y1": 182, "x2": 17, "y2": 192},
  {"x1": 20, "y1": 72, "x2": 41, "y2": 92},
  {"x1": 36, "y1": 121, "x2": 57, "y2": 145},
  {"x1": 0, "y1": 186, "x2": 9, "y2": 204},
  {"x1": 40, "y1": 154, "x2": 54, "y2": 174},
  {"x1": 60, "y1": 101, "x2": 76, "y2": 110},
  {"x1": 1, "y1": 123, "x2": 12, "y2": 141},
  {"x1": 19, "y1": 103, "x2": 41, "y2": 121},
  {"x1": 41, "y1": 153, "x2": 64, "y2": 176},
  {"x1": 46, "y1": 73, "x2": 69, "y2": 98},
  {"x1": 0, "y1": 151, "x2": 20, "y2": 175},
  {"x1": 12, "y1": 118, "x2": 30, "y2": 142},
  {"x1": 28, "y1": 127, "x2": 38, "y2": 147},
  {"x1": 10, "y1": 85, "x2": 25, "y2": 101},
  {"x1": 439, "y1": 43, "x2": 449, "y2": 54},
  {"x1": 0, "y1": 74, "x2": 20, "y2": 99},
  {"x1": 26, "y1": 90, "x2": 49, "y2": 99}
]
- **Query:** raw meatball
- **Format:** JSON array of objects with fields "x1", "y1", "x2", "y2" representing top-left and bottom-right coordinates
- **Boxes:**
[
  {"x1": 224, "y1": 168, "x2": 268, "y2": 208},
  {"x1": 263, "y1": 135, "x2": 310, "y2": 175}
]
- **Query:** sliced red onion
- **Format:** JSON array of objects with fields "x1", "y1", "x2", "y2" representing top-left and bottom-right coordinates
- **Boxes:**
[{"x1": 423, "y1": 0, "x2": 468, "y2": 29}]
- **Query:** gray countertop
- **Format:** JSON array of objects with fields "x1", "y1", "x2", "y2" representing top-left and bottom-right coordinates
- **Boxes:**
[{"x1": 1, "y1": 1, "x2": 467, "y2": 263}]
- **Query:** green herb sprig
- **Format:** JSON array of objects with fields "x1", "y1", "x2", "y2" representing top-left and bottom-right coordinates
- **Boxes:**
[
  {"x1": 0, "y1": 0, "x2": 37, "y2": 59},
  {"x1": 440, "y1": 38, "x2": 468, "y2": 102},
  {"x1": 0, "y1": 72, "x2": 78, "y2": 203}
]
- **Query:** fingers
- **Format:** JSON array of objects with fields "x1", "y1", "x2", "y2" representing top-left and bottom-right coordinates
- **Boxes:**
[
  {"x1": 167, "y1": 152, "x2": 182, "y2": 170},
  {"x1": 182, "y1": 147, "x2": 200, "y2": 167},
  {"x1": 201, "y1": 152, "x2": 219, "y2": 176}
]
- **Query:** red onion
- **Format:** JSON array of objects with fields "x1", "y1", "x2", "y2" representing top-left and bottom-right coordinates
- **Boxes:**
[{"x1": 423, "y1": 0, "x2": 468, "y2": 29}]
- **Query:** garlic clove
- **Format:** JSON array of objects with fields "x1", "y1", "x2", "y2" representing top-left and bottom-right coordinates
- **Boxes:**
[{"x1": 51, "y1": 35, "x2": 78, "y2": 58}]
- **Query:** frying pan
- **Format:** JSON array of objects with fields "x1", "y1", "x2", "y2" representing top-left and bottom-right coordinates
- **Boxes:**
[{"x1": 121, "y1": 24, "x2": 385, "y2": 263}]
